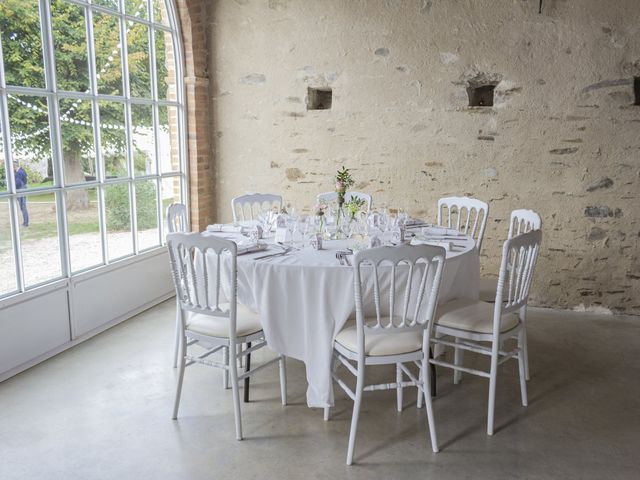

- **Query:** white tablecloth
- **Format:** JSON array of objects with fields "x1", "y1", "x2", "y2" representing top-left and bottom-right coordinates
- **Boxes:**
[{"x1": 208, "y1": 231, "x2": 480, "y2": 408}]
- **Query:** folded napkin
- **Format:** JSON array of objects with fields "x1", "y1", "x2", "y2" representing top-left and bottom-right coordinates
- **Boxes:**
[
  {"x1": 410, "y1": 237, "x2": 451, "y2": 251},
  {"x1": 206, "y1": 224, "x2": 246, "y2": 234},
  {"x1": 421, "y1": 226, "x2": 462, "y2": 237},
  {"x1": 236, "y1": 241, "x2": 268, "y2": 255}
]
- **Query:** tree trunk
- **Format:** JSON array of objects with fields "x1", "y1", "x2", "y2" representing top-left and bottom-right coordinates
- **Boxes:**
[{"x1": 64, "y1": 148, "x2": 89, "y2": 210}]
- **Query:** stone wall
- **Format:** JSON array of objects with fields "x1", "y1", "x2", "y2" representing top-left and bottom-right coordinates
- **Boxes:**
[{"x1": 207, "y1": 0, "x2": 640, "y2": 314}]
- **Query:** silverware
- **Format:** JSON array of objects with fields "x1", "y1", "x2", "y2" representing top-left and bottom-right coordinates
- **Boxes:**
[
  {"x1": 335, "y1": 252, "x2": 345, "y2": 265},
  {"x1": 254, "y1": 248, "x2": 291, "y2": 260}
]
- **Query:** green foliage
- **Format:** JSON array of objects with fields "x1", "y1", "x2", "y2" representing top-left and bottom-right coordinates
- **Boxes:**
[
  {"x1": 345, "y1": 197, "x2": 366, "y2": 219},
  {"x1": 105, "y1": 182, "x2": 157, "y2": 231},
  {"x1": 0, "y1": 164, "x2": 5, "y2": 190},
  {"x1": 0, "y1": 0, "x2": 166, "y2": 164}
]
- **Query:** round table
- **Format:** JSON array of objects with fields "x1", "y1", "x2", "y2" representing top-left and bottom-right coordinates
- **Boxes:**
[{"x1": 214, "y1": 229, "x2": 480, "y2": 408}]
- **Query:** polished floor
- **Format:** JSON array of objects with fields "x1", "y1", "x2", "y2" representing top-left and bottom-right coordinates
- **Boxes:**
[{"x1": 1, "y1": 299, "x2": 639, "y2": 480}]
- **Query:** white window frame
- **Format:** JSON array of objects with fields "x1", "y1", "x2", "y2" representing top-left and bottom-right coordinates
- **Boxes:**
[{"x1": 0, "y1": 0, "x2": 187, "y2": 298}]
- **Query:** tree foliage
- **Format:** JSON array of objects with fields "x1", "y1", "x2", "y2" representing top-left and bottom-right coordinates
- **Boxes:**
[{"x1": 0, "y1": 0, "x2": 168, "y2": 170}]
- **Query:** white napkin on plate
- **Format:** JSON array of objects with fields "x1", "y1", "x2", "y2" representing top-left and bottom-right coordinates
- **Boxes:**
[
  {"x1": 236, "y1": 241, "x2": 268, "y2": 255},
  {"x1": 206, "y1": 224, "x2": 246, "y2": 233},
  {"x1": 410, "y1": 237, "x2": 451, "y2": 251}
]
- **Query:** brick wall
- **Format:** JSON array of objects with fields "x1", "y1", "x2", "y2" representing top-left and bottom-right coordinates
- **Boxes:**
[{"x1": 174, "y1": 0, "x2": 213, "y2": 231}]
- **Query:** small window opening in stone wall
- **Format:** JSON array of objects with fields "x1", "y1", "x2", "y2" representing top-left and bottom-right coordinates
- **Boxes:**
[
  {"x1": 634, "y1": 77, "x2": 640, "y2": 106},
  {"x1": 467, "y1": 84, "x2": 495, "y2": 107},
  {"x1": 307, "y1": 87, "x2": 332, "y2": 110}
]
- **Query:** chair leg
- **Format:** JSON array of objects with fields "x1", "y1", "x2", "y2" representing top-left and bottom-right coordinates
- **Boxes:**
[
  {"x1": 346, "y1": 361, "x2": 365, "y2": 466},
  {"x1": 453, "y1": 337, "x2": 464, "y2": 384},
  {"x1": 172, "y1": 305, "x2": 181, "y2": 368},
  {"x1": 243, "y1": 342, "x2": 251, "y2": 403},
  {"x1": 487, "y1": 343, "x2": 499, "y2": 436},
  {"x1": 422, "y1": 357, "x2": 439, "y2": 453},
  {"x1": 172, "y1": 336, "x2": 187, "y2": 419},
  {"x1": 222, "y1": 346, "x2": 229, "y2": 389},
  {"x1": 229, "y1": 345, "x2": 243, "y2": 440},
  {"x1": 279, "y1": 354, "x2": 287, "y2": 406},
  {"x1": 518, "y1": 330, "x2": 528, "y2": 407},
  {"x1": 522, "y1": 326, "x2": 530, "y2": 381},
  {"x1": 396, "y1": 363, "x2": 403, "y2": 412}
]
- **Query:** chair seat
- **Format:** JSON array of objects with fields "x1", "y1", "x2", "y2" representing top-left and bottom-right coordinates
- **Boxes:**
[
  {"x1": 186, "y1": 303, "x2": 262, "y2": 338},
  {"x1": 335, "y1": 320, "x2": 423, "y2": 357},
  {"x1": 435, "y1": 298, "x2": 519, "y2": 334}
]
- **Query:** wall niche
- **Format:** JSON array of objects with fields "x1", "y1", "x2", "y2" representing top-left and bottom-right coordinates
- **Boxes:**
[
  {"x1": 467, "y1": 84, "x2": 496, "y2": 107},
  {"x1": 307, "y1": 87, "x2": 332, "y2": 110}
]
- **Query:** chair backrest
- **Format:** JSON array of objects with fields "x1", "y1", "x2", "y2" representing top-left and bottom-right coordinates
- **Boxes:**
[
  {"x1": 508, "y1": 209, "x2": 541, "y2": 239},
  {"x1": 316, "y1": 191, "x2": 338, "y2": 206},
  {"x1": 494, "y1": 229, "x2": 542, "y2": 324},
  {"x1": 437, "y1": 196, "x2": 489, "y2": 252},
  {"x1": 166, "y1": 232, "x2": 238, "y2": 338},
  {"x1": 231, "y1": 193, "x2": 282, "y2": 222},
  {"x1": 345, "y1": 191, "x2": 372, "y2": 213},
  {"x1": 317, "y1": 191, "x2": 372, "y2": 213},
  {"x1": 353, "y1": 244, "x2": 446, "y2": 351},
  {"x1": 166, "y1": 203, "x2": 188, "y2": 234}
]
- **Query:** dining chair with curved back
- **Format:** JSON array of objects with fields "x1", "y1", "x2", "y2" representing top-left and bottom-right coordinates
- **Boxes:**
[
  {"x1": 231, "y1": 193, "x2": 282, "y2": 222},
  {"x1": 167, "y1": 232, "x2": 287, "y2": 440},
  {"x1": 430, "y1": 229, "x2": 542, "y2": 436},
  {"x1": 166, "y1": 203, "x2": 189, "y2": 369},
  {"x1": 479, "y1": 208, "x2": 541, "y2": 380},
  {"x1": 325, "y1": 243, "x2": 446, "y2": 464},
  {"x1": 437, "y1": 196, "x2": 489, "y2": 253},
  {"x1": 316, "y1": 191, "x2": 372, "y2": 213}
]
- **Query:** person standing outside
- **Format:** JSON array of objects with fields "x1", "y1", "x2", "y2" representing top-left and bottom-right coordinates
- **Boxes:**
[{"x1": 13, "y1": 161, "x2": 28, "y2": 227}]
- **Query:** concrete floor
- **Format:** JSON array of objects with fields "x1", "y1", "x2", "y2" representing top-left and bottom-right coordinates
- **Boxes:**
[{"x1": 1, "y1": 299, "x2": 639, "y2": 480}]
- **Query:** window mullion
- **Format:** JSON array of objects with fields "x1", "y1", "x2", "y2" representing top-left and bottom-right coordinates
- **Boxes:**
[
  {"x1": 85, "y1": 5, "x2": 108, "y2": 266},
  {"x1": 40, "y1": 0, "x2": 71, "y2": 280},
  {"x1": 118, "y1": 3, "x2": 139, "y2": 255}
]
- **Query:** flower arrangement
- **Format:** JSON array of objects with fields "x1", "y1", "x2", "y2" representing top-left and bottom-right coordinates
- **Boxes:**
[
  {"x1": 335, "y1": 166, "x2": 354, "y2": 207},
  {"x1": 344, "y1": 197, "x2": 366, "y2": 220},
  {"x1": 314, "y1": 202, "x2": 327, "y2": 232}
]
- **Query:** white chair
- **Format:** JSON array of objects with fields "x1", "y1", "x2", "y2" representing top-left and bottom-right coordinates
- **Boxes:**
[
  {"x1": 167, "y1": 232, "x2": 287, "y2": 439},
  {"x1": 479, "y1": 209, "x2": 541, "y2": 380},
  {"x1": 231, "y1": 193, "x2": 282, "y2": 222},
  {"x1": 325, "y1": 244, "x2": 446, "y2": 464},
  {"x1": 430, "y1": 229, "x2": 542, "y2": 436},
  {"x1": 437, "y1": 196, "x2": 489, "y2": 252},
  {"x1": 166, "y1": 203, "x2": 189, "y2": 369},
  {"x1": 316, "y1": 191, "x2": 372, "y2": 213},
  {"x1": 479, "y1": 209, "x2": 542, "y2": 302}
]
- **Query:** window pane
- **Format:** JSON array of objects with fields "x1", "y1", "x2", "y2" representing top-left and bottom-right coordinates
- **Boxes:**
[
  {"x1": 104, "y1": 183, "x2": 133, "y2": 260},
  {"x1": 67, "y1": 187, "x2": 102, "y2": 272},
  {"x1": 93, "y1": 0, "x2": 119, "y2": 12},
  {"x1": 161, "y1": 175, "x2": 182, "y2": 236},
  {"x1": 154, "y1": 29, "x2": 175, "y2": 100},
  {"x1": 60, "y1": 98, "x2": 95, "y2": 187},
  {"x1": 51, "y1": 0, "x2": 89, "y2": 93},
  {"x1": 151, "y1": 0, "x2": 169, "y2": 26},
  {"x1": 99, "y1": 100, "x2": 127, "y2": 178},
  {"x1": 19, "y1": 192, "x2": 62, "y2": 287},
  {"x1": 135, "y1": 179, "x2": 159, "y2": 250},
  {"x1": 158, "y1": 106, "x2": 179, "y2": 173},
  {"x1": 0, "y1": 198, "x2": 18, "y2": 295},
  {"x1": 125, "y1": 0, "x2": 148, "y2": 20},
  {"x1": 0, "y1": 0, "x2": 45, "y2": 88},
  {"x1": 93, "y1": 11, "x2": 123, "y2": 96},
  {"x1": 8, "y1": 95, "x2": 52, "y2": 189},
  {"x1": 131, "y1": 104, "x2": 155, "y2": 176},
  {"x1": 127, "y1": 21, "x2": 151, "y2": 98}
]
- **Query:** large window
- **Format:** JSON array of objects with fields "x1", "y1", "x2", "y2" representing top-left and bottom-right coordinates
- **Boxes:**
[{"x1": 0, "y1": 0, "x2": 185, "y2": 298}]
